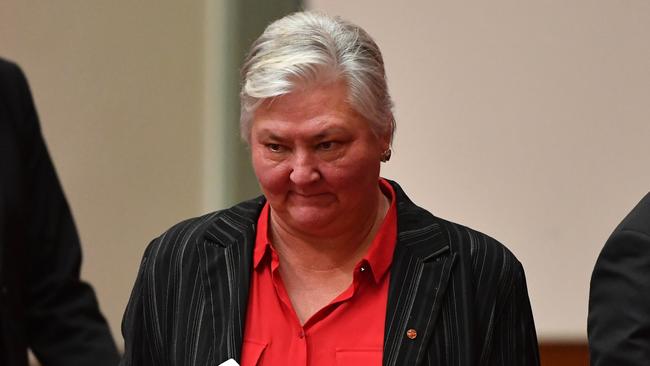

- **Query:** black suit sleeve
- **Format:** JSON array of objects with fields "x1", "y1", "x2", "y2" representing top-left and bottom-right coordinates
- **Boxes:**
[
  {"x1": 6, "y1": 61, "x2": 120, "y2": 365},
  {"x1": 487, "y1": 262, "x2": 540, "y2": 365},
  {"x1": 588, "y1": 229, "x2": 650, "y2": 365},
  {"x1": 119, "y1": 242, "x2": 156, "y2": 366}
]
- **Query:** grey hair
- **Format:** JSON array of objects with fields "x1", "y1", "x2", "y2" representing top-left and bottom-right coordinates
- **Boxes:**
[{"x1": 239, "y1": 11, "x2": 395, "y2": 144}]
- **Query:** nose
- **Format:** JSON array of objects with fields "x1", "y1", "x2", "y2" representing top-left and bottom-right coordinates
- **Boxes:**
[{"x1": 289, "y1": 151, "x2": 320, "y2": 185}]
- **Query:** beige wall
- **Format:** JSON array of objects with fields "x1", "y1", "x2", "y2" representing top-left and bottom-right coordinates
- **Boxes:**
[
  {"x1": 307, "y1": 0, "x2": 650, "y2": 340},
  {"x1": 0, "y1": 0, "x2": 225, "y2": 348}
]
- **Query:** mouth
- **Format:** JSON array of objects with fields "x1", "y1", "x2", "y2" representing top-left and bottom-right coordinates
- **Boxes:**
[
  {"x1": 292, "y1": 191, "x2": 327, "y2": 197},
  {"x1": 288, "y1": 191, "x2": 333, "y2": 203}
]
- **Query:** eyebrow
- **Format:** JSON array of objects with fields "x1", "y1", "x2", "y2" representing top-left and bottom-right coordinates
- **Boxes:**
[
  {"x1": 254, "y1": 129, "x2": 286, "y2": 142},
  {"x1": 313, "y1": 127, "x2": 348, "y2": 140},
  {"x1": 255, "y1": 126, "x2": 350, "y2": 142}
]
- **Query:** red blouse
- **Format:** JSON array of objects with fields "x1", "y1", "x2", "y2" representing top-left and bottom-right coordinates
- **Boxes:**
[{"x1": 240, "y1": 179, "x2": 397, "y2": 366}]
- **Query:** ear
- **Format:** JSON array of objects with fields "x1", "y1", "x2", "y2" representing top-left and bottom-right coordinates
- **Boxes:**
[{"x1": 379, "y1": 129, "x2": 392, "y2": 152}]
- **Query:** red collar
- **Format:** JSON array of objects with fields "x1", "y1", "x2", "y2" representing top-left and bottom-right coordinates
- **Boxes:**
[{"x1": 253, "y1": 178, "x2": 398, "y2": 283}]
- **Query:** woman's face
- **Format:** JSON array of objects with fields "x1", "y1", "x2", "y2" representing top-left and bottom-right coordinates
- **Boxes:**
[{"x1": 250, "y1": 81, "x2": 389, "y2": 236}]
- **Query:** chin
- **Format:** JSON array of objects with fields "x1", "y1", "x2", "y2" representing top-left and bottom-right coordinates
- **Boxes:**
[{"x1": 286, "y1": 207, "x2": 337, "y2": 232}]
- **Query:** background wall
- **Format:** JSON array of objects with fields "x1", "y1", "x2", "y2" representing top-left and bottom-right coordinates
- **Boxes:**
[
  {"x1": 307, "y1": 0, "x2": 650, "y2": 340},
  {"x1": 0, "y1": 0, "x2": 648, "y2": 353},
  {"x1": 0, "y1": 0, "x2": 298, "y2": 354},
  {"x1": 0, "y1": 0, "x2": 214, "y2": 347}
]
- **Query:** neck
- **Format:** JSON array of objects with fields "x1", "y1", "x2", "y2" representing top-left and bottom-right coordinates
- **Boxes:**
[{"x1": 269, "y1": 187, "x2": 390, "y2": 273}]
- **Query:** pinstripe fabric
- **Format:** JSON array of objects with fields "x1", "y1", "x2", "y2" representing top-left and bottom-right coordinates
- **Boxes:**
[{"x1": 120, "y1": 181, "x2": 540, "y2": 365}]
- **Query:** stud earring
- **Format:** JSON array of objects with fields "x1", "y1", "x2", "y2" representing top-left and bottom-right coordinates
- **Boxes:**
[{"x1": 380, "y1": 149, "x2": 392, "y2": 162}]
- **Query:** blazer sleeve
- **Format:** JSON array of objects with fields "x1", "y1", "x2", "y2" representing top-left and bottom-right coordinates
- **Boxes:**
[
  {"x1": 7, "y1": 61, "x2": 121, "y2": 366},
  {"x1": 486, "y1": 262, "x2": 540, "y2": 366},
  {"x1": 588, "y1": 229, "x2": 650, "y2": 365},
  {"x1": 120, "y1": 226, "x2": 212, "y2": 366},
  {"x1": 120, "y1": 242, "x2": 157, "y2": 366}
]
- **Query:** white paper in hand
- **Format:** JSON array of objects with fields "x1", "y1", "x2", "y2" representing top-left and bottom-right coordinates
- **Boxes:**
[{"x1": 218, "y1": 359, "x2": 239, "y2": 366}]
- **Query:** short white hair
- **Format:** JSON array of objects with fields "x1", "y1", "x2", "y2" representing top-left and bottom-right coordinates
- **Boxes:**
[{"x1": 240, "y1": 11, "x2": 395, "y2": 144}]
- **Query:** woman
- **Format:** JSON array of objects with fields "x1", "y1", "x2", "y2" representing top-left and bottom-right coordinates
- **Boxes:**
[{"x1": 121, "y1": 12, "x2": 539, "y2": 366}]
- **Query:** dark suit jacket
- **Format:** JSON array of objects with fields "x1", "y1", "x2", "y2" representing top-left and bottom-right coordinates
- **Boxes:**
[
  {"x1": 0, "y1": 58, "x2": 119, "y2": 366},
  {"x1": 121, "y1": 181, "x2": 540, "y2": 365},
  {"x1": 588, "y1": 192, "x2": 650, "y2": 365}
]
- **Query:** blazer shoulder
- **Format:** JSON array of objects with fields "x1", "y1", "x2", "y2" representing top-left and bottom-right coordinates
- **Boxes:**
[
  {"x1": 439, "y1": 218, "x2": 524, "y2": 280},
  {"x1": 612, "y1": 192, "x2": 650, "y2": 236},
  {"x1": 594, "y1": 193, "x2": 650, "y2": 275},
  {"x1": 0, "y1": 58, "x2": 30, "y2": 100},
  {"x1": 141, "y1": 196, "x2": 265, "y2": 271},
  {"x1": 0, "y1": 57, "x2": 42, "y2": 137},
  {"x1": 390, "y1": 179, "x2": 523, "y2": 272},
  {"x1": 0, "y1": 57, "x2": 23, "y2": 81},
  {"x1": 138, "y1": 211, "x2": 224, "y2": 276}
]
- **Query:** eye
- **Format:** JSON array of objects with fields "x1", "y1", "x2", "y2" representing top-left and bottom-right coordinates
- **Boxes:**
[
  {"x1": 266, "y1": 143, "x2": 284, "y2": 152},
  {"x1": 317, "y1": 141, "x2": 336, "y2": 150}
]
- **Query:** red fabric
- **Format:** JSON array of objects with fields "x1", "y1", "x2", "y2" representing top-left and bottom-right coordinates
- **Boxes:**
[{"x1": 241, "y1": 179, "x2": 397, "y2": 366}]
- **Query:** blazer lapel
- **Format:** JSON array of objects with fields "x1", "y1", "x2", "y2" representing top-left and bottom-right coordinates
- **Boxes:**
[
  {"x1": 203, "y1": 197, "x2": 265, "y2": 363},
  {"x1": 383, "y1": 183, "x2": 457, "y2": 366}
]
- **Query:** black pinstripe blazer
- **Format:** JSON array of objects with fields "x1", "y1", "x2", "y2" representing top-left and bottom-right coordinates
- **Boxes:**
[{"x1": 120, "y1": 181, "x2": 540, "y2": 365}]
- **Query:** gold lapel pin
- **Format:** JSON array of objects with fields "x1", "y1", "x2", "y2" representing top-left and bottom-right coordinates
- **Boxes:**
[{"x1": 406, "y1": 328, "x2": 417, "y2": 339}]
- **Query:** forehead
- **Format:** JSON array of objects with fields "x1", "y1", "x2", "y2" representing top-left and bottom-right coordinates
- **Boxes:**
[{"x1": 252, "y1": 82, "x2": 370, "y2": 135}]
